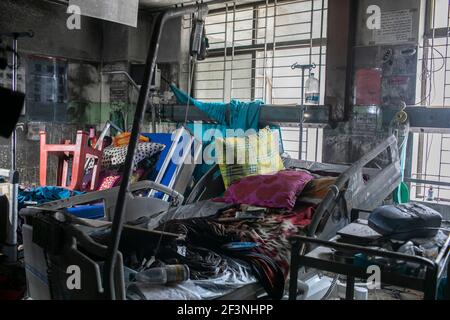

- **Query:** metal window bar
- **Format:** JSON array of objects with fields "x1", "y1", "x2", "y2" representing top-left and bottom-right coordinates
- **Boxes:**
[
  {"x1": 409, "y1": 0, "x2": 450, "y2": 204},
  {"x1": 187, "y1": 0, "x2": 327, "y2": 161}
]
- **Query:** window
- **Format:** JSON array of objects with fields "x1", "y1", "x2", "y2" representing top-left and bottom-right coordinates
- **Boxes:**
[
  {"x1": 26, "y1": 55, "x2": 68, "y2": 122},
  {"x1": 408, "y1": 0, "x2": 450, "y2": 204},
  {"x1": 192, "y1": 0, "x2": 328, "y2": 161}
]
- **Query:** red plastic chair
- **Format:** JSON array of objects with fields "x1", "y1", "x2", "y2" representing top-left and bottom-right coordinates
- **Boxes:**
[{"x1": 39, "y1": 130, "x2": 103, "y2": 191}]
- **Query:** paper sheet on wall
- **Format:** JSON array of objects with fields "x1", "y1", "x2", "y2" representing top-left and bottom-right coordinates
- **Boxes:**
[
  {"x1": 373, "y1": 9, "x2": 413, "y2": 45},
  {"x1": 69, "y1": 0, "x2": 138, "y2": 28}
]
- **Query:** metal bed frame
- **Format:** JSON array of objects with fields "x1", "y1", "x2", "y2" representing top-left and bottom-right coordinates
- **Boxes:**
[
  {"x1": 19, "y1": 133, "x2": 401, "y2": 300},
  {"x1": 143, "y1": 134, "x2": 401, "y2": 300},
  {"x1": 19, "y1": 1, "x2": 403, "y2": 299},
  {"x1": 288, "y1": 228, "x2": 450, "y2": 300}
]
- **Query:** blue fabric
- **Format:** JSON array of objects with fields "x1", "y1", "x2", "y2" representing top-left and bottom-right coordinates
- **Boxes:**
[
  {"x1": 229, "y1": 99, "x2": 262, "y2": 131},
  {"x1": 170, "y1": 85, "x2": 265, "y2": 180},
  {"x1": 170, "y1": 85, "x2": 262, "y2": 130},
  {"x1": 171, "y1": 85, "x2": 228, "y2": 124},
  {"x1": 67, "y1": 204, "x2": 104, "y2": 219},
  {"x1": 18, "y1": 186, "x2": 83, "y2": 210}
]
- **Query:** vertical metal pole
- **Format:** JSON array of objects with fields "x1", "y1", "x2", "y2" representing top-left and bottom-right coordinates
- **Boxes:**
[
  {"x1": 250, "y1": 5, "x2": 257, "y2": 100},
  {"x1": 102, "y1": 11, "x2": 164, "y2": 295},
  {"x1": 447, "y1": 258, "x2": 450, "y2": 299},
  {"x1": 423, "y1": 267, "x2": 437, "y2": 300},
  {"x1": 298, "y1": 68, "x2": 305, "y2": 160},
  {"x1": 103, "y1": 4, "x2": 208, "y2": 300},
  {"x1": 222, "y1": 3, "x2": 228, "y2": 101},
  {"x1": 315, "y1": 0, "x2": 325, "y2": 162},
  {"x1": 437, "y1": 0, "x2": 450, "y2": 200},
  {"x1": 151, "y1": 103, "x2": 157, "y2": 133},
  {"x1": 404, "y1": 132, "x2": 414, "y2": 192},
  {"x1": 270, "y1": 0, "x2": 277, "y2": 104},
  {"x1": 262, "y1": 0, "x2": 268, "y2": 102},
  {"x1": 11, "y1": 38, "x2": 17, "y2": 171},
  {"x1": 288, "y1": 240, "x2": 300, "y2": 300},
  {"x1": 308, "y1": 0, "x2": 314, "y2": 66},
  {"x1": 345, "y1": 276, "x2": 355, "y2": 300},
  {"x1": 6, "y1": 37, "x2": 19, "y2": 263},
  {"x1": 230, "y1": 2, "x2": 236, "y2": 100}
]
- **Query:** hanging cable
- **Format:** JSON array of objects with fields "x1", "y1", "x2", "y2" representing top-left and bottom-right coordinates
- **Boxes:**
[
  {"x1": 184, "y1": 54, "x2": 197, "y2": 126},
  {"x1": 321, "y1": 274, "x2": 339, "y2": 300},
  {"x1": 184, "y1": 9, "x2": 205, "y2": 126}
]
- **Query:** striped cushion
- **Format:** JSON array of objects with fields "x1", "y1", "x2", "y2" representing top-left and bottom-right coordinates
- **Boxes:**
[{"x1": 215, "y1": 127, "x2": 285, "y2": 188}]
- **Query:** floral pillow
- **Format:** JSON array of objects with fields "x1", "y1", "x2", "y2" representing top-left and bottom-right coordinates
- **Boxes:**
[
  {"x1": 221, "y1": 170, "x2": 314, "y2": 210},
  {"x1": 102, "y1": 142, "x2": 165, "y2": 170}
]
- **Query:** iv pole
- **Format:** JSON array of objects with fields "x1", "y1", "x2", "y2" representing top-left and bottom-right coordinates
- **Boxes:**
[
  {"x1": 0, "y1": 30, "x2": 33, "y2": 263},
  {"x1": 291, "y1": 62, "x2": 315, "y2": 160}
]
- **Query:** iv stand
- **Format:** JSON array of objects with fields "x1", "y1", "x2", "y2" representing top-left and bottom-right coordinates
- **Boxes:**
[
  {"x1": 291, "y1": 62, "x2": 315, "y2": 160},
  {"x1": 0, "y1": 31, "x2": 33, "y2": 263}
]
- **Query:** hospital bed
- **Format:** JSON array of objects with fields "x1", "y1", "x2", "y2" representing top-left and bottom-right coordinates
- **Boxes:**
[
  {"x1": 152, "y1": 134, "x2": 402, "y2": 299},
  {"x1": 20, "y1": 135, "x2": 401, "y2": 300},
  {"x1": 20, "y1": 0, "x2": 403, "y2": 299}
]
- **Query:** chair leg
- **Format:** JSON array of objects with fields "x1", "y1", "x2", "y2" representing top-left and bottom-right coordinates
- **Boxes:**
[
  {"x1": 90, "y1": 157, "x2": 101, "y2": 191},
  {"x1": 57, "y1": 156, "x2": 64, "y2": 187},
  {"x1": 60, "y1": 140, "x2": 72, "y2": 188},
  {"x1": 69, "y1": 131, "x2": 88, "y2": 190},
  {"x1": 39, "y1": 132, "x2": 48, "y2": 187},
  {"x1": 61, "y1": 156, "x2": 70, "y2": 188}
]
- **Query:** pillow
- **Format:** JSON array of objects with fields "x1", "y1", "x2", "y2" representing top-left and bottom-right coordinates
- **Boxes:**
[
  {"x1": 102, "y1": 142, "x2": 165, "y2": 170},
  {"x1": 301, "y1": 177, "x2": 337, "y2": 200},
  {"x1": 221, "y1": 170, "x2": 314, "y2": 210},
  {"x1": 215, "y1": 127, "x2": 284, "y2": 188},
  {"x1": 98, "y1": 174, "x2": 122, "y2": 191}
]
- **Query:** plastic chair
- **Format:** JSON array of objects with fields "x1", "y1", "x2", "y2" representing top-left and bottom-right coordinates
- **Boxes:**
[
  {"x1": 39, "y1": 130, "x2": 103, "y2": 191},
  {"x1": 38, "y1": 127, "x2": 201, "y2": 221}
]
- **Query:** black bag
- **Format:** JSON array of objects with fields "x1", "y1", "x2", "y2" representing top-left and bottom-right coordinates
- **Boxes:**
[
  {"x1": 0, "y1": 195, "x2": 8, "y2": 243},
  {"x1": 0, "y1": 87, "x2": 24, "y2": 138},
  {"x1": 368, "y1": 203, "x2": 442, "y2": 240}
]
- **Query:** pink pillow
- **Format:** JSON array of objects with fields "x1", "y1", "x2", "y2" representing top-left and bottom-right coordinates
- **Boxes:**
[
  {"x1": 98, "y1": 174, "x2": 122, "y2": 191},
  {"x1": 222, "y1": 170, "x2": 314, "y2": 210}
]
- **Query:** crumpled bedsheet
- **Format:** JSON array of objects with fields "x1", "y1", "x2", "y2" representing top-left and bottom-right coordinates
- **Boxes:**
[{"x1": 147, "y1": 200, "x2": 232, "y2": 230}]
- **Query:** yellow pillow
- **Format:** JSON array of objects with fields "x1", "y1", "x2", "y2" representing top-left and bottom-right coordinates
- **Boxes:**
[{"x1": 215, "y1": 127, "x2": 285, "y2": 188}]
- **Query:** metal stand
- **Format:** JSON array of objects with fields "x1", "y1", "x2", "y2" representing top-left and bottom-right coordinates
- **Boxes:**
[
  {"x1": 0, "y1": 169, "x2": 19, "y2": 263},
  {"x1": 289, "y1": 222, "x2": 450, "y2": 300},
  {"x1": 0, "y1": 31, "x2": 33, "y2": 263},
  {"x1": 291, "y1": 62, "x2": 315, "y2": 160},
  {"x1": 102, "y1": 5, "x2": 208, "y2": 300}
]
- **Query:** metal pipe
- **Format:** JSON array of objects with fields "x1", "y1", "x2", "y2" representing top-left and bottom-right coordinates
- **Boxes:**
[
  {"x1": 292, "y1": 63, "x2": 315, "y2": 159},
  {"x1": 101, "y1": 70, "x2": 157, "y2": 133},
  {"x1": 11, "y1": 37, "x2": 17, "y2": 172},
  {"x1": 103, "y1": 3, "x2": 209, "y2": 300},
  {"x1": 8, "y1": 38, "x2": 19, "y2": 263},
  {"x1": 1, "y1": 30, "x2": 33, "y2": 263},
  {"x1": 299, "y1": 67, "x2": 305, "y2": 159},
  {"x1": 158, "y1": 103, "x2": 330, "y2": 125},
  {"x1": 102, "y1": 71, "x2": 140, "y2": 90}
]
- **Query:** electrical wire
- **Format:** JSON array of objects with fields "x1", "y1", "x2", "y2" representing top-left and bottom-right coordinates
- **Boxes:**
[
  {"x1": 184, "y1": 54, "x2": 197, "y2": 126},
  {"x1": 321, "y1": 274, "x2": 339, "y2": 300},
  {"x1": 415, "y1": 46, "x2": 445, "y2": 105}
]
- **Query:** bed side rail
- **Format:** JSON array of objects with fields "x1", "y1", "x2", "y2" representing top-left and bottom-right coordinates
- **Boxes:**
[
  {"x1": 307, "y1": 135, "x2": 401, "y2": 237},
  {"x1": 34, "y1": 180, "x2": 184, "y2": 220}
]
